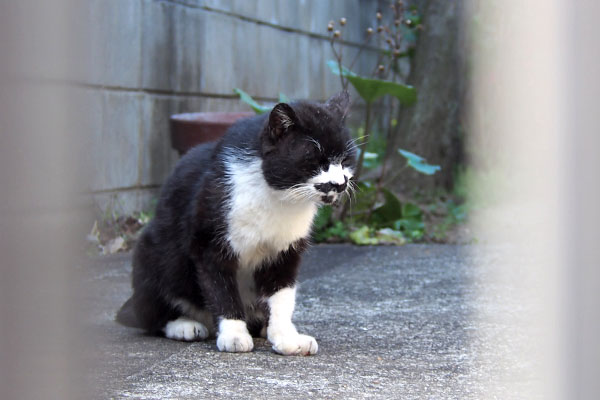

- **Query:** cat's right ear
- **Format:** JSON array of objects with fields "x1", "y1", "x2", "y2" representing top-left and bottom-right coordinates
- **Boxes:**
[
  {"x1": 268, "y1": 103, "x2": 297, "y2": 139},
  {"x1": 325, "y1": 90, "x2": 351, "y2": 120}
]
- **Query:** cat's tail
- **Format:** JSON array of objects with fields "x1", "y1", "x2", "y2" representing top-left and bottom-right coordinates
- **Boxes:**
[{"x1": 115, "y1": 296, "x2": 141, "y2": 328}]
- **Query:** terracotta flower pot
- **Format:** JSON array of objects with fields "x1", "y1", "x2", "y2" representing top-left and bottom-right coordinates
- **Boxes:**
[{"x1": 170, "y1": 112, "x2": 254, "y2": 155}]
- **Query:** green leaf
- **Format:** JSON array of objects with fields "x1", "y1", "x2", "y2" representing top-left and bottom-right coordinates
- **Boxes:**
[
  {"x1": 313, "y1": 205, "x2": 333, "y2": 231},
  {"x1": 349, "y1": 226, "x2": 379, "y2": 245},
  {"x1": 348, "y1": 75, "x2": 416, "y2": 105},
  {"x1": 278, "y1": 92, "x2": 291, "y2": 103},
  {"x1": 449, "y1": 203, "x2": 468, "y2": 222},
  {"x1": 326, "y1": 60, "x2": 357, "y2": 77},
  {"x1": 404, "y1": 9, "x2": 422, "y2": 26},
  {"x1": 326, "y1": 60, "x2": 416, "y2": 105},
  {"x1": 381, "y1": 49, "x2": 411, "y2": 59},
  {"x1": 328, "y1": 221, "x2": 349, "y2": 239},
  {"x1": 363, "y1": 151, "x2": 380, "y2": 169},
  {"x1": 363, "y1": 151, "x2": 378, "y2": 160},
  {"x1": 393, "y1": 218, "x2": 424, "y2": 232},
  {"x1": 393, "y1": 219, "x2": 425, "y2": 241},
  {"x1": 371, "y1": 189, "x2": 403, "y2": 226},
  {"x1": 356, "y1": 150, "x2": 380, "y2": 169},
  {"x1": 407, "y1": 160, "x2": 441, "y2": 175},
  {"x1": 375, "y1": 228, "x2": 406, "y2": 245},
  {"x1": 401, "y1": 202, "x2": 422, "y2": 218},
  {"x1": 398, "y1": 149, "x2": 441, "y2": 175},
  {"x1": 233, "y1": 88, "x2": 271, "y2": 114},
  {"x1": 350, "y1": 182, "x2": 378, "y2": 217},
  {"x1": 397, "y1": 149, "x2": 424, "y2": 163}
]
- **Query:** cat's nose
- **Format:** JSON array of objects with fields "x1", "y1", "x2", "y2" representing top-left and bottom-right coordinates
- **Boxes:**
[
  {"x1": 316, "y1": 181, "x2": 347, "y2": 194},
  {"x1": 332, "y1": 181, "x2": 347, "y2": 193}
]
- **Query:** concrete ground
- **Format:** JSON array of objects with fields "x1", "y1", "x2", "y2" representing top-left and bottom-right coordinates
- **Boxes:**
[{"x1": 83, "y1": 244, "x2": 542, "y2": 399}]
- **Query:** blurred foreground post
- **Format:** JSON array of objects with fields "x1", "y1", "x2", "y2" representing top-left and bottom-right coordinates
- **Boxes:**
[
  {"x1": 0, "y1": 1, "x2": 89, "y2": 399},
  {"x1": 563, "y1": 1, "x2": 600, "y2": 398},
  {"x1": 469, "y1": 0, "x2": 600, "y2": 398}
]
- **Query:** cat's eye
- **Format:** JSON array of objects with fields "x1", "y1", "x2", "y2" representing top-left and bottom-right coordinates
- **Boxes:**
[
  {"x1": 319, "y1": 157, "x2": 331, "y2": 168},
  {"x1": 341, "y1": 155, "x2": 353, "y2": 167}
]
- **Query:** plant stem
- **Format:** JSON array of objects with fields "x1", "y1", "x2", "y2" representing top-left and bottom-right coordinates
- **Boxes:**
[
  {"x1": 383, "y1": 165, "x2": 408, "y2": 188},
  {"x1": 353, "y1": 101, "x2": 372, "y2": 181},
  {"x1": 366, "y1": 103, "x2": 400, "y2": 220},
  {"x1": 330, "y1": 37, "x2": 347, "y2": 90},
  {"x1": 348, "y1": 34, "x2": 372, "y2": 72},
  {"x1": 339, "y1": 101, "x2": 373, "y2": 222},
  {"x1": 376, "y1": 101, "x2": 402, "y2": 185}
]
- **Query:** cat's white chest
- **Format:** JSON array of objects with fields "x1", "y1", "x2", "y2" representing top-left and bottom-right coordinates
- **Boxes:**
[{"x1": 225, "y1": 158, "x2": 317, "y2": 269}]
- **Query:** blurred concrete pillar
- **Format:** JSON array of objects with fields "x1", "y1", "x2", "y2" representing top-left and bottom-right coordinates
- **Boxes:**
[
  {"x1": 564, "y1": 1, "x2": 600, "y2": 398},
  {"x1": 0, "y1": 1, "x2": 89, "y2": 399},
  {"x1": 469, "y1": 0, "x2": 600, "y2": 398}
]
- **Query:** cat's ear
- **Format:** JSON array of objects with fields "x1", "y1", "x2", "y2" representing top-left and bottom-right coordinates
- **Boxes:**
[
  {"x1": 325, "y1": 90, "x2": 351, "y2": 120},
  {"x1": 268, "y1": 103, "x2": 297, "y2": 139}
]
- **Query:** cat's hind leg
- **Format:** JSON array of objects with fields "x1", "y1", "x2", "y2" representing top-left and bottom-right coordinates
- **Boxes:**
[
  {"x1": 164, "y1": 317, "x2": 209, "y2": 341},
  {"x1": 191, "y1": 248, "x2": 254, "y2": 353},
  {"x1": 164, "y1": 298, "x2": 215, "y2": 341}
]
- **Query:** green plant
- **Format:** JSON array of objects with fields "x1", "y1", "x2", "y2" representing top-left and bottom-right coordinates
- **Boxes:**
[
  {"x1": 88, "y1": 198, "x2": 157, "y2": 255},
  {"x1": 397, "y1": 149, "x2": 441, "y2": 175},
  {"x1": 430, "y1": 199, "x2": 468, "y2": 242},
  {"x1": 312, "y1": 206, "x2": 350, "y2": 242},
  {"x1": 232, "y1": 87, "x2": 435, "y2": 245},
  {"x1": 233, "y1": 4, "x2": 447, "y2": 245},
  {"x1": 314, "y1": 2, "x2": 441, "y2": 244},
  {"x1": 233, "y1": 88, "x2": 290, "y2": 114},
  {"x1": 453, "y1": 165, "x2": 511, "y2": 208},
  {"x1": 326, "y1": 2, "x2": 423, "y2": 182}
]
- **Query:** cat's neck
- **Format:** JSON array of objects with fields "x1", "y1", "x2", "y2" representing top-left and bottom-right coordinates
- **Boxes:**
[{"x1": 224, "y1": 155, "x2": 317, "y2": 269}]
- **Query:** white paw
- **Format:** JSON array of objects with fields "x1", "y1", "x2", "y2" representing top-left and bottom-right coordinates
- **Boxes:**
[
  {"x1": 216, "y1": 319, "x2": 254, "y2": 353},
  {"x1": 164, "y1": 318, "x2": 209, "y2": 341},
  {"x1": 271, "y1": 333, "x2": 318, "y2": 356}
]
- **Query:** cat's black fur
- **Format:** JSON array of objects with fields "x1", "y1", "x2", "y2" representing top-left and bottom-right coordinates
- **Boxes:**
[{"x1": 116, "y1": 91, "x2": 355, "y2": 353}]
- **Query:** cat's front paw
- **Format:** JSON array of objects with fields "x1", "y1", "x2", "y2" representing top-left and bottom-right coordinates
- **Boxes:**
[
  {"x1": 216, "y1": 319, "x2": 254, "y2": 353},
  {"x1": 271, "y1": 333, "x2": 318, "y2": 356}
]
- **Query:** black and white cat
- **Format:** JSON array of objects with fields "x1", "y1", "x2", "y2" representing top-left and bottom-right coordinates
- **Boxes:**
[{"x1": 116, "y1": 91, "x2": 356, "y2": 356}]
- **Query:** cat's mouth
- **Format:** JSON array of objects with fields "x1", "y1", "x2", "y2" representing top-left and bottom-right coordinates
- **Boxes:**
[{"x1": 321, "y1": 194, "x2": 337, "y2": 204}]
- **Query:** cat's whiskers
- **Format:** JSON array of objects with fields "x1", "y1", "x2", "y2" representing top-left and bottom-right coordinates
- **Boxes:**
[
  {"x1": 345, "y1": 137, "x2": 359, "y2": 148},
  {"x1": 283, "y1": 184, "x2": 319, "y2": 203},
  {"x1": 345, "y1": 137, "x2": 365, "y2": 153},
  {"x1": 288, "y1": 186, "x2": 308, "y2": 198},
  {"x1": 342, "y1": 179, "x2": 358, "y2": 206},
  {"x1": 345, "y1": 142, "x2": 359, "y2": 154},
  {"x1": 348, "y1": 179, "x2": 357, "y2": 194}
]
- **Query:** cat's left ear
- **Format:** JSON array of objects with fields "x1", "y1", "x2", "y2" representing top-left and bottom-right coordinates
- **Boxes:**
[
  {"x1": 325, "y1": 90, "x2": 351, "y2": 120},
  {"x1": 268, "y1": 103, "x2": 297, "y2": 139}
]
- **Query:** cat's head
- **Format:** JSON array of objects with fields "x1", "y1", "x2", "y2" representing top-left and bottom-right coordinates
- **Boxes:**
[{"x1": 260, "y1": 91, "x2": 357, "y2": 205}]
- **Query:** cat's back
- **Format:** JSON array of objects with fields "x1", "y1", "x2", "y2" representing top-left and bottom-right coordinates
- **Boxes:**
[
  {"x1": 162, "y1": 142, "x2": 216, "y2": 193},
  {"x1": 152, "y1": 113, "x2": 265, "y2": 223},
  {"x1": 149, "y1": 142, "x2": 218, "y2": 231},
  {"x1": 218, "y1": 113, "x2": 266, "y2": 153},
  {"x1": 166, "y1": 113, "x2": 265, "y2": 185}
]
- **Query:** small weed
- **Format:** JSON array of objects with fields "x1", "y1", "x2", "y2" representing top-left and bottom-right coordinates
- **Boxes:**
[
  {"x1": 312, "y1": 185, "x2": 427, "y2": 245},
  {"x1": 87, "y1": 198, "x2": 156, "y2": 255}
]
